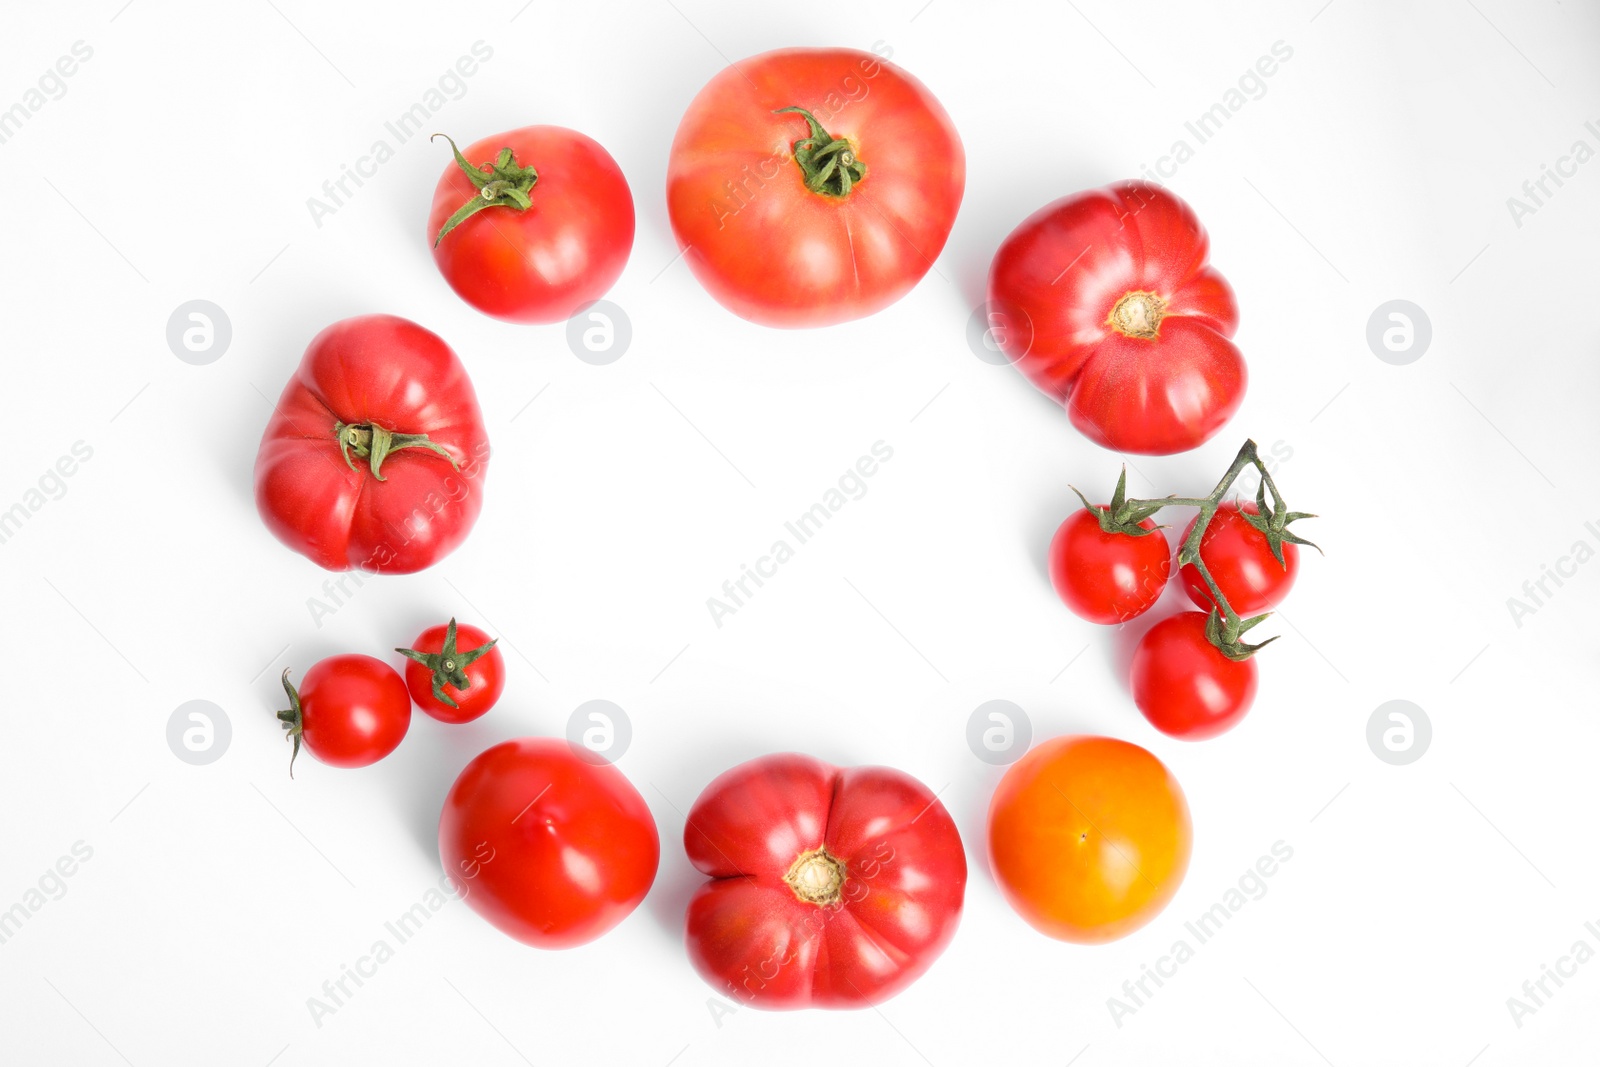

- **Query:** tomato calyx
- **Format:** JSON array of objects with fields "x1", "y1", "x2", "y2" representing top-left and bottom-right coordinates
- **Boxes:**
[
  {"x1": 396, "y1": 617, "x2": 498, "y2": 709},
  {"x1": 774, "y1": 107, "x2": 866, "y2": 198},
  {"x1": 276, "y1": 669, "x2": 305, "y2": 778},
  {"x1": 1237, "y1": 477, "x2": 1320, "y2": 567},
  {"x1": 1069, "y1": 466, "x2": 1168, "y2": 537},
  {"x1": 431, "y1": 134, "x2": 540, "y2": 246},
  {"x1": 1107, "y1": 290, "x2": 1168, "y2": 340},
  {"x1": 783, "y1": 846, "x2": 847, "y2": 906},
  {"x1": 334, "y1": 421, "x2": 458, "y2": 482},
  {"x1": 1204, "y1": 607, "x2": 1277, "y2": 661}
]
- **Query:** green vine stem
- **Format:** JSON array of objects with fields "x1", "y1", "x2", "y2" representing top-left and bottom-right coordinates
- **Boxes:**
[
  {"x1": 774, "y1": 107, "x2": 866, "y2": 197},
  {"x1": 276, "y1": 669, "x2": 305, "y2": 779},
  {"x1": 334, "y1": 421, "x2": 458, "y2": 482},
  {"x1": 396, "y1": 618, "x2": 498, "y2": 709},
  {"x1": 431, "y1": 134, "x2": 539, "y2": 246},
  {"x1": 1070, "y1": 439, "x2": 1319, "y2": 660}
]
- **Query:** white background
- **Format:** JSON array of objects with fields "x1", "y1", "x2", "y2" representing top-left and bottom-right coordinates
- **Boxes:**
[{"x1": 2, "y1": 0, "x2": 1597, "y2": 1063}]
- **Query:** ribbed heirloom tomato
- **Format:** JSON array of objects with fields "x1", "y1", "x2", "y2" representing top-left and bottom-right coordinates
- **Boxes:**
[
  {"x1": 988, "y1": 736, "x2": 1191, "y2": 943},
  {"x1": 439, "y1": 738, "x2": 658, "y2": 949},
  {"x1": 254, "y1": 315, "x2": 490, "y2": 574},
  {"x1": 988, "y1": 182, "x2": 1245, "y2": 454},
  {"x1": 427, "y1": 126, "x2": 635, "y2": 324},
  {"x1": 668, "y1": 47, "x2": 964, "y2": 327},
  {"x1": 683, "y1": 753, "x2": 966, "y2": 1009}
]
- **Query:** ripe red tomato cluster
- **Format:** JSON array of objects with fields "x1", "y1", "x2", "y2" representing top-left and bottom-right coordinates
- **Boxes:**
[{"x1": 244, "y1": 42, "x2": 1323, "y2": 1011}]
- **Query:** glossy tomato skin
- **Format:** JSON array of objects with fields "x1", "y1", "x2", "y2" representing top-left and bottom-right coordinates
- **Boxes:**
[
  {"x1": 1132, "y1": 611, "x2": 1258, "y2": 740},
  {"x1": 428, "y1": 126, "x2": 634, "y2": 324},
  {"x1": 1048, "y1": 510, "x2": 1171, "y2": 624},
  {"x1": 668, "y1": 48, "x2": 964, "y2": 327},
  {"x1": 683, "y1": 753, "x2": 966, "y2": 1010},
  {"x1": 298, "y1": 654, "x2": 411, "y2": 768},
  {"x1": 254, "y1": 315, "x2": 490, "y2": 574},
  {"x1": 988, "y1": 182, "x2": 1244, "y2": 454},
  {"x1": 402, "y1": 622, "x2": 504, "y2": 724},
  {"x1": 988, "y1": 735, "x2": 1191, "y2": 943},
  {"x1": 439, "y1": 738, "x2": 659, "y2": 949},
  {"x1": 1180, "y1": 502, "x2": 1300, "y2": 615}
]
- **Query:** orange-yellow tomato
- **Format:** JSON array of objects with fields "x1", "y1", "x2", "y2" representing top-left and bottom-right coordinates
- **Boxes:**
[{"x1": 987, "y1": 735, "x2": 1191, "y2": 943}]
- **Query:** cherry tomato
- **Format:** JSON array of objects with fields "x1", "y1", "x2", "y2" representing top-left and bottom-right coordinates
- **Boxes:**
[
  {"x1": 398, "y1": 618, "x2": 504, "y2": 724},
  {"x1": 428, "y1": 126, "x2": 635, "y2": 324},
  {"x1": 438, "y1": 738, "x2": 659, "y2": 948},
  {"x1": 1048, "y1": 509, "x2": 1171, "y2": 624},
  {"x1": 988, "y1": 735, "x2": 1191, "y2": 943},
  {"x1": 1131, "y1": 611, "x2": 1258, "y2": 740},
  {"x1": 667, "y1": 47, "x2": 964, "y2": 327},
  {"x1": 683, "y1": 753, "x2": 965, "y2": 1009},
  {"x1": 1180, "y1": 502, "x2": 1300, "y2": 615},
  {"x1": 988, "y1": 182, "x2": 1245, "y2": 454},
  {"x1": 254, "y1": 315, "x2": 490, "y2": 574},
  {"x1": 277, "y1": 655, "x2": 411, "y2": 774}
]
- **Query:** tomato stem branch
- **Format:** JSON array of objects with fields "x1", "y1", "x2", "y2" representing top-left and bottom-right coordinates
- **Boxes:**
[{"x1": 774, "y1": 107, "x2": 865, "y2": 198}]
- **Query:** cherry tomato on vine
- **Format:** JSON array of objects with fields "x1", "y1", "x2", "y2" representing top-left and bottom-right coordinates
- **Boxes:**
[
  {"x1": 1180, "y1": 502, "x2": 1300, "y2": 616},
  {"x1": 277, "y1": 655, "x2": 411, "y2": 775},
  {"x1": 683, "y1": 753, "x2": 965, "y2": 1009},
  {"x1": 988, "y1": 735, "x2": 1190, "y2": 943},
  {"x1": 1131, "y1": 611, "x2": 1258, "y2": 740},
  {"x1": 667, "y1": 47, "x2": 964, "y2": 327},
  {"x1": 439, "y1": 738, "x2": 658, "y2": 948},
  {"x1": 428, "y1": 127, "x2": 635, "y2": 324},
  {"x1": 398, "y1": 618, "x2": 504, "y2": 724},
  {"x1": 988, "y1": 182, "x2": 1244, "y2": 454},
  {"x1": 1048, "y1": 508, "x2": 1171, "y2": 624}
]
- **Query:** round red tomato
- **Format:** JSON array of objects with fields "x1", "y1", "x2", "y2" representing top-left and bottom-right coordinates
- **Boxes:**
[
  {"x1": 254, "y1": 315, "x2": 490, "y2": 574},
  {"x1": 1181, "y1": 502, "x2": 1300, "y2": 615},
  {"x1": 277, "y1": 654, "x2": 411, "y2": 774},
  {"x1": 683, "y1": 753, "x2": 966, "y2": 1009},
  {"x1": 667, "y1": 48, "x2": 964, "y2": 327},
  {"x1": 428, "y1": 126, "x2": 634, "y2": 324},
  {"x1": 1131, "y1": 611, "x2": 1258, "y2": 740},
  {"x1": 988, "y1": 182, "x2": 1245, "y2": 454},
  {"x1": 1049, "y1": 509, "x2": 1171, "y2": 624},
  {"x1": 988, "y1": 735, "x2": 1191, "y2": 943},
  {"x1": 439, "y1": 738, "x2": 658, "y2": 948},
  {"x1": 397, "y1": 618, "x2": 504, "y2": 724}
]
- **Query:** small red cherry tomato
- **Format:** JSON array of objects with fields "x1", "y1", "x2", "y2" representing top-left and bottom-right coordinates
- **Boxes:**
[
  {"x1": 398, "y1": 618, "x2": 504, "y2": 724},
  {"x1": 988, "y1": 182, "x2": 1244, "y2": 454},
  {"x1": 428, "y1": 127, "x2": 635, "y2": 324},
  {"x1": 1048, "y1": 509, "x2": 1171, "y2": 624},
  {"x1": 1180, "y1": 502, "x2": 1300, "y2": 615},
  {"x1": 439, "y1": 738, "x2": 659, "y2": 949},
  {"x1": 682, "y1": 753, "x2": 966, "y2": 1010},
  {"x1": 1131, "y1": 612, "x2": 1257, "y2": 740},
  {"x1": 277, "y1": 655, "x2": 411, "y2": 774}
]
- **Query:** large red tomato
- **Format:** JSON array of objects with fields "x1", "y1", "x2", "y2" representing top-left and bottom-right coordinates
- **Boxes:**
[
  {"x1": 988, "y1": 182, "x2": 1245, "y2": 454},
  {"x1": 254, "y1": 315, "x2": 489, "y2": 574},
  {"x1": 988, "y1": 735, "x2": 1191, "y2": 943},
  {"x1": 683, "y1": 753, "x2": 966, "y2": 1009},
  {"x1": 428, "y1": 126, "x2": 635, "y2": 324},
  {"x1": 667, "y1": 48, "x2": 964, "y2": 327},
  {"x1": 439, "y1": 738, "x2": 659, "y2": 949}
]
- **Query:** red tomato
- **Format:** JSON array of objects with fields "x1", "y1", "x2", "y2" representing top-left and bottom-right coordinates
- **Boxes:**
[
  {"x1": 1180, "y1": 502, "x2": 1300, "y2": 615},
  {"x1": 988, "y1": 735, "x2": 1191, "y2": 943},
  {"x1": 277, "y1": 655, "x2": 410, "y2": 774},
  {"x1": 667, "y1": 48, "x2": 964, "y2": 327},
  {"x1": 427, "y1": 126, "x2": 635, "y2": 324},
  {"x1": 1048, "y1": 509, "x2": 1171, "y2": 624},
  {"x1": 988, "y1": 182, "x2": 1245, "y2": 454},
  {"x1": 683, "y1": 753, "x2": 965, "y2": 1009},
  {"x1": 398, "y1": 618, "x2": 504, "y2": 724},
  {"x1": 1131, "y1": 611, "x2": 1258, "y2": 740},
  {"x1": 439, "y1": 738, "x2": 659, "y2": 948},
  {"x1": 254, "y1": 315, "x2": 490, "y2": 574}
]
